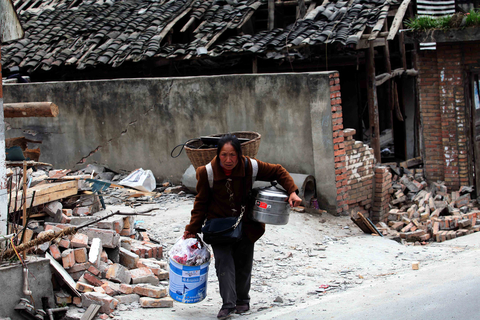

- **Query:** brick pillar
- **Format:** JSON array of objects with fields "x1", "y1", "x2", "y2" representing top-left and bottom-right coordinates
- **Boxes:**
[
  {"x1": 417, "y1": 50, "x2": 444, "y2": 184},
  {"x1": 372, "y1": 166, "x2": 392, "y2": 223},
  {"x1": 330, "y1": 73, "x2": 348, "y2": 215}
]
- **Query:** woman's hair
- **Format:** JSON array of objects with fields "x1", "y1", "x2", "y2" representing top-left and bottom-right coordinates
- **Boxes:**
[{"x1": 217, "y1": 134, "x2": 243, "y2": 158}]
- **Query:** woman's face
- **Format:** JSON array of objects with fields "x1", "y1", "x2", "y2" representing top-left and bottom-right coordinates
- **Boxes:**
[{"x1": 219, "y1": 143, "x2": 238, "y2": 170}]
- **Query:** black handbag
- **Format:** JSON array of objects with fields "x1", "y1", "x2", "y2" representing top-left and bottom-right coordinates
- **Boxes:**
[
  {"x1": 201, "y1": 160, "x2": 250, "y2": 245},
  {"x1": 201, "y1": 216, "x2": 243, "y2": 245}
]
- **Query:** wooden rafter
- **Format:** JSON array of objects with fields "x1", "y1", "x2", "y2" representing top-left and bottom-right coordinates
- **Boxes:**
[{"x1": 387, "y1": 0, "x2": 411, "y2": 41}]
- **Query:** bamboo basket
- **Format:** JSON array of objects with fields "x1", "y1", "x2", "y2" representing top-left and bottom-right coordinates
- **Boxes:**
[{"x1": 185, "y1": 131, "x2": 261, "y2": 169}]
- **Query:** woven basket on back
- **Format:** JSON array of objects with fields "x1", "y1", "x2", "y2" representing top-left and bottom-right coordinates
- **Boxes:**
[{"x1": 185, "y1": 131, "x2": 261, "y2": 169}]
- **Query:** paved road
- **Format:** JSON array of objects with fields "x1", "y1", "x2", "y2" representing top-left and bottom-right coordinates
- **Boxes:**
[{"x1": 256, "y1": 238, "x2": 480, "y2": 320}]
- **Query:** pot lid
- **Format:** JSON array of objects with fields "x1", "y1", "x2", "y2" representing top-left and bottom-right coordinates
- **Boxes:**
[{"x1": 257, "y1": 182, "x2": 288, "y2": 199}]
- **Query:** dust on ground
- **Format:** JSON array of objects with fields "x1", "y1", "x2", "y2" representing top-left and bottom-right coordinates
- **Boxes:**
[{"x1": 112, "y1": 195, "x2": 471, "y2": 320}]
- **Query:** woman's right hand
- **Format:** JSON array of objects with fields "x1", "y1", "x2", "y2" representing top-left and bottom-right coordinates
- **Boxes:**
[{"x1": 183, "y1": 230, "x2": 196, "y2": 239}]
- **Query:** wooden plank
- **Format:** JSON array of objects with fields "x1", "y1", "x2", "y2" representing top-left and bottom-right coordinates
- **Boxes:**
[
  {"x1": 80, "y1": 304, "x2": 101, "y2": 320},
  {"x1": 356, "y1": 37, "x2": 386, "y2": 50},
  {"x1": 9, "y1": 181, "x2": 78, "y2": 211},
  {"x1": 400, "y1": 156, "x2": 423, "y2": 168},
  {"x1": 366, "y1": 41, "x2": 381, "y2": 162},
  {"x1": 268, "y1": 0, "x2": 275, "y2": 30},
  {"x1": 358, "y1": 212, "x2": 382, "y2": 236},
  {"x1": 10, "y1": 188, "x2": 78, "y2": 212},
  {"x1": 387, "y1": 0, "x2": 411, "y2": 41},
  {"x1": 180, "y1": 17, "x2": 196, "y2": 33},
  {"x1": 46, "y1": 252, "x2": 81, "y2": 297},
  {"x1": 6, "y1": 160, "x2": 52, "y2": 167},
  {"x1": 158, "y1": 7, "x2": 192, "y2": 42},
  {"x1": 351, "y1": 212, "x2": 372, "y2": 233}
]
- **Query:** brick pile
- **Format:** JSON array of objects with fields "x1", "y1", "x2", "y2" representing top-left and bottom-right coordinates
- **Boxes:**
[
  {"x1": 43, "y1": 216, "x2": 172, "y2": 315},
  {"x1": 373, "y1": 167, "x2": 480, "y2": 244}
]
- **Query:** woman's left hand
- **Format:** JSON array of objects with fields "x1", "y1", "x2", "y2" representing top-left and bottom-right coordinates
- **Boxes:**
[{"x1": 288, "y1": 192, "x2": 302, "y2": 207}]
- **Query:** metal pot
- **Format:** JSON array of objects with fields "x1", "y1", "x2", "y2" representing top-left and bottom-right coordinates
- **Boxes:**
[{"x1": 249, "y1": 182, "x2": 290, "y2": 225}]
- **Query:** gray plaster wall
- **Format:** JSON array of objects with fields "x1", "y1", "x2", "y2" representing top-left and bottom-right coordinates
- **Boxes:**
[
  {"x1": 3, "y1": 72, "x2": 337, "y2": 212},
  {"x1": 0, "y1": 258, "x2": 55, "y2": 320}
]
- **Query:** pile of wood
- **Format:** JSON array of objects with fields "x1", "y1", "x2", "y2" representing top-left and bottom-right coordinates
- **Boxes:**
[{"x1": 375, "y1": 166, "x2": 479, "y2": 244}]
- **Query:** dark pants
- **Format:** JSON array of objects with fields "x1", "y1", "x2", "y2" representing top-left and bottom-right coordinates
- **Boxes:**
[{"x1": 211, "y1": 237, "x2": 255, "y2": 309}]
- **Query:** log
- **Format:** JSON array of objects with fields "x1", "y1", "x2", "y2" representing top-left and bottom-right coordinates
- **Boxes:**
[{"x1": 4, "y1": 102, "x2": 59, "y2": 118}]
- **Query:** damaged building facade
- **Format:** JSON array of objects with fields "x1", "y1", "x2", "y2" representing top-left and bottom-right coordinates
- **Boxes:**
[{"x1": 2, "y1": 0, "x2": 480, "y2": 220}]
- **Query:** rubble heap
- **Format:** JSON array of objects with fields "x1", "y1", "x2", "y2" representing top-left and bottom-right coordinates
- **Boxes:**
[
  {"x1": 376, "y1": 166, "x2": 479, "y2": 244},
  {"x1": 2, "y1": 163, "x2": 194, "y2": 318}
]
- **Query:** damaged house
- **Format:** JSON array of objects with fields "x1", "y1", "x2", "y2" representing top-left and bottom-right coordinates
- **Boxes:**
[{"x1": 2, "y1": 0, "x2": 480, "y2": 318}]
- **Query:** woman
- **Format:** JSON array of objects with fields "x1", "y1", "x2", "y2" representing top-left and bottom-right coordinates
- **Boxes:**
[{"x1": 184, "y1": 134, "x2": 301, "y2": 319}]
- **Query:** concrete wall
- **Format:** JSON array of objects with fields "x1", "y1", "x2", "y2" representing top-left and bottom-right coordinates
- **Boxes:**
[
  {"x1": 3, "y1": 72, "x2": 339, "y2": 212},
  {"x1": 0, "y1": 258, "x2": 55, "y2": 320}
]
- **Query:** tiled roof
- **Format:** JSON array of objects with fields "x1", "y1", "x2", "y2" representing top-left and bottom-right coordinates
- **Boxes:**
[{"x1": 1, "y1": 0, "x2": 401, "y2": 72}]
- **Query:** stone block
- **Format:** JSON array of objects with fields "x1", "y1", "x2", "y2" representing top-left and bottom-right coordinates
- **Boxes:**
[
  {"x1": 78, "y1": 228, "x2": 120, "y2": 248},
  {"x1": 458, "y1": 219, "x2": 472, "y2": 228},
  {"x1": 133, "y1": 284, "x2": 167, "y2": 298},
  {"x1": 88, "y1": 265, "x2": 101, "y2": 276},
  {"x1": 113, "y1": 293, "x2": 140, "y2": 305},
  {"x1": 94, "y1": 286, "x2": 106, "y2": 294},
  {"x1": 119, "y1": 284, "x2": 134, "y2": 295},
  {"x1": 73, "y1": 207, "x2": 90, "y2": 216},
  {"x1": 45, "y1": 201, "x2": 62, "y2": 217},
  {"x1": 84, "y1": 272, "x2": 104, "y2": 287},
  {"x1": 76, "y1": 282, "x2": 95, "y2": 293},
  {"x1": 82, "y1": 292, "x2": 118, "y2": 314},
  {"x1": 49, "y1": 244, "x2": 62, "y2": 260},
  {"x1": 71, "y1": 233, "x2": 89, "y2": 248},
  {"x1": 97, "y1": 216, "x2": 124, "y2": 234},
  {"x1": 138, "y1": 258, "x2": 167, "y2": 270},
  {"x1": 55, "y1": 291, "x2": 72, "y2": 305},
  {"x1": 120, "y1": 247, "x2": 139, "y2": 269},
  {"x1": 89, "y1": 238, "x2": 102, "y2": 267},
  {"x1": 101, "y1": 250, "x2": 109, "y2": 263},
  {"x1": 61, "y1": 249, "x2": 75, "y2": 269},
  {"x1": 139, "y1": 297, "x2": 173, "y2": 308},
  {"x1": 106, "y1": 263, "x2": 132, "y2": 284},
  {"x1": 74, "y1": 248, "x2": 88, "y2": 263},
  {"x1": 130, "y1": 267, "x2": 159, "y2": 285},
  {"x1": 101, "y1": 281, "x2": 121, "y2": 297},
  {"x1": 73, "y1": 296, "x2": 82, "y2": 306},
  {"x1": 58, "y1": 239, "x2": 70, "y2": 249},
  {"x1": 66, "y1": 262, "x2": 89, "y2": 274}
]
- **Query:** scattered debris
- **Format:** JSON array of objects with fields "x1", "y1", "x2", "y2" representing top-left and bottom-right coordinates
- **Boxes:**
[
  {"x1": 355, "y1": 162, "x2": 480, "y2": 245},
  {"x1": 1, "y1": 162, "x2": 197, "y2": 317}
]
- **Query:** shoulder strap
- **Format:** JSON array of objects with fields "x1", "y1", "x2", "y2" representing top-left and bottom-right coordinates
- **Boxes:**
[
  {"x1": 206, "y1": 158, "x2": 258, "y2": 189},
  {"x1": 250, "y1": 159, "x2": 258, "y2": 186},
  {"x1": 206, "y1": 163, "x2": 214, "y2": 189}
]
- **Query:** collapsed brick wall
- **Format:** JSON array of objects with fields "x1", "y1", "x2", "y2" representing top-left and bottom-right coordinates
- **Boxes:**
[
  {"x1": 330, "y1": 73, "x2": 377, "y2": 217},
  {"x1": 416, "y1": 42, "x2": 476, "y2": 190}
]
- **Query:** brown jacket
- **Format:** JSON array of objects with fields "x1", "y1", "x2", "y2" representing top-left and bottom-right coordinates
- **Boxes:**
[{"x1": 185, "y1": 155, "x2": 298, "y2": 243}]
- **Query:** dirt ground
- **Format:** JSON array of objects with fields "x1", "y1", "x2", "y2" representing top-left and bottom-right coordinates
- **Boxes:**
[{"x1": 105, "y1": 196, "x2": 470, "y2": 320}]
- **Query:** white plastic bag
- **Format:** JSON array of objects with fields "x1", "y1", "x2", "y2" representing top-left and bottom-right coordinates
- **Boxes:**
[
  {"x1": 169, "y1": 237, "x2": 211, "y2": 266},
  {"x1": 119, "y1": 168, "x2": 156, "y2": 192}
]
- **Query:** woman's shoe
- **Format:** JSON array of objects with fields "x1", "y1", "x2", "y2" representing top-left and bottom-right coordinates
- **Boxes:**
[
  {"x1": 217, "y1": 307, "x2": 236, "y2": 319},
  {"x1": 236, "y1": 304, "x2": 250, "y2": 314}
]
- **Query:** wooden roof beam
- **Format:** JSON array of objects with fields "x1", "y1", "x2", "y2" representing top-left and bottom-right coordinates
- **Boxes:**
[{"x1": 387, "y1": 0, "x2": 411, "y2": 41}]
